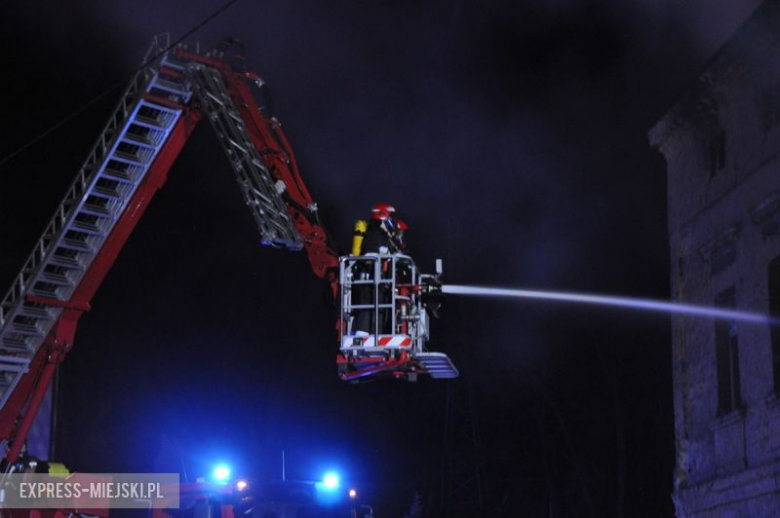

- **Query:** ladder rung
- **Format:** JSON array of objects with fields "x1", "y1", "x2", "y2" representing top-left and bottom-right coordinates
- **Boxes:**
[
  {"x1": 80, "y1": 203, "x2": 113, "y2": 217},
  {"x1": 122, "y1": 132, "x2": 164, "y2": 150},
  {"x1": 50, "y1": 254, "x2": 83, "y2": 268},
  {"x1": 110, "y1": 150, "x2": 145, "y2": 165},
  {"x1": 91, "y1": 186, "x2": 123, "y2": 200},
  {"x1": 160, "y1": 54, "x2": 188, "y2": 71},
  {"x1": 71, "y1": 219, "x2": 108, "y2": 236},
  {"x1": 149, "y1": 76, "x2": 190, "y2": 96},
  {"x1": 0, "y1": 356, "x2": 31, "y2": 370},
  {"x1": 41, "y1": 271, "x2": 74, "y2": 287},
  {"x1": 0, "y1": 338, "x2": 30, "y2": 352},
  {"x1": 129, "y1": 116, "x2": 167, "y2": 130},
  {"x1": 123, "y1": 132, "x2": 154, "y2": 147},
  {"x1": 30, "y1": 285, "x2": 59, "y2": 299},
  {"x1": 60, "y1": 238, "x2": 93, "y2": 253},
  {"x1": 8, "y1": 323, "x2": 43, "y2": 337},
  {"x1": 18, "y1": 305, "x2": 53, "y2": 320},
  {"x1": 102, "y1": 167, "x2": 136, "y2": 183},
  {"x1": 132, "y1": 104, "x2": 179, "y2": 129}
]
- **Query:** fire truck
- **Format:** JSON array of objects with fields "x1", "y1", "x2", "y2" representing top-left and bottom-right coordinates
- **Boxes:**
[
  {"x1": 0, "y1": 36, "x2": 457, "y2": 509},
  {"x1": 162, "y1": 479, "x2": 374, "y2": 518}
]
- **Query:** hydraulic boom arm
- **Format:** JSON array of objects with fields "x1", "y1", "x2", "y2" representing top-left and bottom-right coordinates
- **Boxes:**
[{"x1": 0, "y1": 38, "x2": 338, "y2": 466}]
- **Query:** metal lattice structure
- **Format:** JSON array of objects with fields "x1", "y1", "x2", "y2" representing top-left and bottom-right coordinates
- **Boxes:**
[
  {"x1": 185, "y1": 62, "x2": 303, "y2": 249},
  {"x1": 337, "y1": 254, "x2": 458, "y2": 381},
  {"x1": 0, "y1": 35, "x2": 453, "y2": 467},
  {"x1": 0, "y1": 39, "x2": 314, "y2": 462},
  {"x1": 0, "y1": 39, "x2": 187, "y2": 411},
  {"x1": 440, "y1": 378, "x2": 485, "y2": 514}
]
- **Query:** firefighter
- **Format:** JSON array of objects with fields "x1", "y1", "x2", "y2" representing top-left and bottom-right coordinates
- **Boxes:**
[
  {"x1": 359, "y1": 203, "x2": 398, "y2": 254},
  {"x1": 393, "y1": 219, "x2": 408, "y2": 253},
  {"x1": 353, "y1": 203, "x2": 398, "y2": 335},
  {"x1": 392, "y1": 219, "x2": 412, "y2": 289}
]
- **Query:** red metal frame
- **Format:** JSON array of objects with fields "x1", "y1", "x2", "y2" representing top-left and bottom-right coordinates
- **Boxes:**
[
  {"x1": 336, "y1": 351, "x2": 426, "y2": 382},
  {"x1": 0, "y1": 48, "x2": 345, "y2": 466},
  {"x1": 172, "y1": 48, "x2": 341, "y2": 297}
]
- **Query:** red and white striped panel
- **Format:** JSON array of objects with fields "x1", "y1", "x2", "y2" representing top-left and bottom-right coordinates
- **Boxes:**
[
  {"x1": 341, "y1": 335, "x2": 412, "y2": 349},
  {"x1": 376, "y1": 335, "x2": 412, "y2": 347}
]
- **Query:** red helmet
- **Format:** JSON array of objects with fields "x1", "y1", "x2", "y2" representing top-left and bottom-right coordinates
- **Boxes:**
[
  {"x1": 371, "y1": 203, "x2": 396, "y2": 220},
  {"x1": 396, "y1": 219, "x2": 408, "y2": 232}
]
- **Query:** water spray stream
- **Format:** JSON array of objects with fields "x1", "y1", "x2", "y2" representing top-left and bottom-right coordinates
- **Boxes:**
[{"x1": 442, "y1": 285, "x2": 780, "y2": 326}]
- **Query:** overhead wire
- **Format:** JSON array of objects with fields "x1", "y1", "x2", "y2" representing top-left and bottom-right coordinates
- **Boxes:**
[{"x1": 0, "y1": 0, "x2": 241, "y2": 171}]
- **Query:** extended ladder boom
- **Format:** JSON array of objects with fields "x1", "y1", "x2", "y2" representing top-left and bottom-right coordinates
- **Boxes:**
[
  {"x1": 0, "y1": 37, "x2": 338, "y2": 465},
  {"x1": 174, "y1": 47, "x2": 339, "y2": 287}
]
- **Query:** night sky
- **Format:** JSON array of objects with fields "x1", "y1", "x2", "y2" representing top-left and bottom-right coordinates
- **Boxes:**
[{"x1": 0, "y1": 1, "x2": 765, "y2": 516}]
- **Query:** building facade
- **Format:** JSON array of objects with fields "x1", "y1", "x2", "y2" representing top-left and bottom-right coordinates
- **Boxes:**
[{"x1": 650, "y1": 1, "x2": 780, "y2": 515}]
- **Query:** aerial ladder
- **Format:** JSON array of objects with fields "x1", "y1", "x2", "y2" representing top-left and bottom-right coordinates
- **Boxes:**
[{"x1": 0, "y1": 37, "x2": 457, "y2": 471}]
